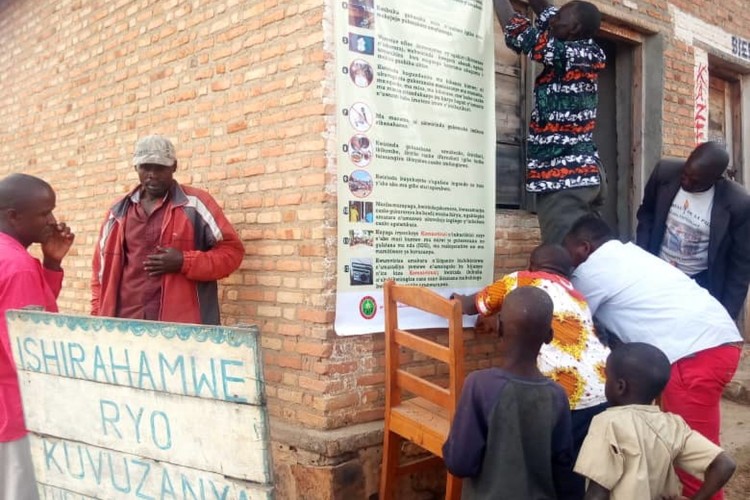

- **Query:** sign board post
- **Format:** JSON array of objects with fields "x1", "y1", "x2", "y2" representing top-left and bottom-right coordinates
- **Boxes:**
[{"x1": 6, "y1": 310, "x2": 273, "y2": 499}]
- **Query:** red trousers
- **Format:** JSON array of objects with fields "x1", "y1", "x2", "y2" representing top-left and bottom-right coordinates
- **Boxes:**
[{"x1": 661, "y1": 344, "x2": 741, "y2": 500}]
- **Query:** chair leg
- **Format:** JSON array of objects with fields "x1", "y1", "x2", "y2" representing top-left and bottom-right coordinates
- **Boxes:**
[
  {"x1": 445, "y1": 472, "x2": 461, "y2": 500},
  {"x1": 379, "y1": 430, "x2": 402, "y2": 500}
]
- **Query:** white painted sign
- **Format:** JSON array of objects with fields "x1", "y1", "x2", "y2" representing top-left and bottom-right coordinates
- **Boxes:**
[
  {"x1": 7, "y1": 311, "x2": 273, "y2": 500},
  {"x1": 694, "y1": 48, "x2": 709, "y2": 145}
]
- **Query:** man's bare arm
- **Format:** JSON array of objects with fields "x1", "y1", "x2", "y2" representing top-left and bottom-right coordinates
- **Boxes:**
[
  {"x1": 584, "y1": 481, "x2": 610, "y2": 500},
  {"x1": 493, "y1": 0, "x2": 517, "y2": 28},
  {"x1": 690, "y1": 452, "x2": 736, "y2": 500},
  {"x1": 528, "y1": 0, "x2": 553, "y2": 16}
]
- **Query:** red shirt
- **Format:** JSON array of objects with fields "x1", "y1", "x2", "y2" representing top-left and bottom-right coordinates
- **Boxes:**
[
  {"x1": 0, "y1": 232, "x2": 62, "y2": 442},
  {"x1": 116, "y1": 192, "x2": 167, "y2": 320}
]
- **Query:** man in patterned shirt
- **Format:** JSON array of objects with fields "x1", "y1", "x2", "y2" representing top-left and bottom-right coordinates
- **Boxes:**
[
  {"x1": 495, "y1": 0, "x2": 606, "y2": 243},
  {"x1": 453, "y1": 244, "x2": 609, "y2": 497}
]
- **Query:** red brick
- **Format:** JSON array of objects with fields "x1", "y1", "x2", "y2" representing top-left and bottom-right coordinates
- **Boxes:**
[{"x1": 1, "y1": 0, "x2": 745, "y2": 444}]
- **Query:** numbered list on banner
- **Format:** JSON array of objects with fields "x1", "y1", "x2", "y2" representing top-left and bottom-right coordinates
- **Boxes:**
[{"x1": 334, "y1": 0, "x2": 497, "y2": 335}]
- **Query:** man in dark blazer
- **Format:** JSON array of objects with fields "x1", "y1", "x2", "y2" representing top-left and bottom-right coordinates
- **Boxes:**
[{"x1": 636, "y1": 141, "x2": 750, "y2": 320}]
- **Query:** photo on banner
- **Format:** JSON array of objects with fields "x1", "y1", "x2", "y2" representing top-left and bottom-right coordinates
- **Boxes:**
[{"x1": 334, "y1": 0, "x2": 497, "y2": 335}]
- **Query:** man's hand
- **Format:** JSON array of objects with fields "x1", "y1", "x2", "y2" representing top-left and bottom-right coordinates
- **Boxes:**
[
  {"x1": 475, "y1": 314, "x2": 499, "y2": 336},
  {"x1": 493, "y1": 0, "x2": 517, "y2": 27},
  {"x1": 42, "y1": 223, "x2": 75, "y2": 271},
  {"x1": 528, "y1": 0, "x2": 552, "y2": 15},
  {"x1": 144, "y1": 247, "x2": 184, "y2": 276},
  {"x1": 450, "y1": 293, "x2": 479, "y2": 315}
]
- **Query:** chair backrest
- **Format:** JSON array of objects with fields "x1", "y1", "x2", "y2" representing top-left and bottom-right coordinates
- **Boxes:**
[{"x1": 383, "y1": 280, "x2": 466, "y2": 420}]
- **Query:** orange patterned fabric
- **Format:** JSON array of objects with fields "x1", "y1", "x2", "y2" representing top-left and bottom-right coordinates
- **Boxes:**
[
  {"x1": 552, "y1": 312, "x2": 588, "y2": 361},
  {"x1": 475, "y1": 274, "x2": 514, "y2": 316},
  {"x1": 595, "y1": 362, "x2": 607, "y2": 384},
  {"x1": 475, "y1": 271, "x2": 610, "y2": 410},
  {"x1": 548, "y1": 367, "x2": 586, "y2": 407}
]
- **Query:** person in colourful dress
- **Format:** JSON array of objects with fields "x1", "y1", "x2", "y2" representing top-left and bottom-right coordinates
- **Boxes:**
[{"x1": 494, "y1": 0, "x2": 607, "y2": 243}]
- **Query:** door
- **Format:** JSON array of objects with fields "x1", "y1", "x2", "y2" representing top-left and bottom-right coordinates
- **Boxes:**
[{"x1": 592, "y1": 38, "x2": 634, "y2": 239}]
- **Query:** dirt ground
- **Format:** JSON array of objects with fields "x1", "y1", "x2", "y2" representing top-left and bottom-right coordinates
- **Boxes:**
[
  {"x1": 721, "y1": 399, "x2": 750, "y2": 499},
  {"x1": 722, "y1": 346, "x2": 750, "y2": 500}
]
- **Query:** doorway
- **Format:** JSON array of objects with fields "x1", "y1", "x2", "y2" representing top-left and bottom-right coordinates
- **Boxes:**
[
  {"x1": 592, "y1": 37, "x2": 634, "y2": 239},
  {"x1": 706, "y1": 67, "x2": 744, "y2": 183}
]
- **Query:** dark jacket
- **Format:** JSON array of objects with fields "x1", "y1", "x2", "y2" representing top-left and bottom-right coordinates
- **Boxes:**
[
  {"x1": 636, "y1": 159, "x2": 750, "y2": 319},
  {"x1": 92, "y1": 182, "x2": 244, "y2": 325}
]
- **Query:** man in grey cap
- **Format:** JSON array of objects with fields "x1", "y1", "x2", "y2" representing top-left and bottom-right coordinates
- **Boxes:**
[{"x1": 91, "y1": 135, "x2": 244, "y2": 324}]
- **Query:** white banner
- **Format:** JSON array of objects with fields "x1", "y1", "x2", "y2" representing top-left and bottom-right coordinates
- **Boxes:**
[{"x1": 334, "y1": 0, "x2": 497, "y2": 335}]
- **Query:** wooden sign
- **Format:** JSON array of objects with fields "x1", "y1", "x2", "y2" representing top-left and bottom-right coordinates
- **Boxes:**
[{"x1": 6, "y1": 311, "x2": 273, "y2": 500}]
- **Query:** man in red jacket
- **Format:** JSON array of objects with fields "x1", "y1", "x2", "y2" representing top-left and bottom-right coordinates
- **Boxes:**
[{"x1": 92, "y1": 135, "x2": 244, "y2": 325}]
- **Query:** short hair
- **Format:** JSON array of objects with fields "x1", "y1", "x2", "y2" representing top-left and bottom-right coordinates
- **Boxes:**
[
  {"x1": 502, "y1": 286, "x2": 554, "y2": 342},
  {"x1": 566, "y1": 214, "x2": 614, "y2": 244},
  {"x1": 608, "y1": 343, "x2": 671, "y2": 401},
  {"x1": 530, "y1": 244, "x2": 573, "y2": 277},
  {"x1": 0, "y1": 173, "x2": 53, "y2": 211},
  {"x1": 689, "y1": 141, "x2": 730, "y2": 177},
  {"x1": 571, "y1": 1, "x2": 602, "y2": 39}
]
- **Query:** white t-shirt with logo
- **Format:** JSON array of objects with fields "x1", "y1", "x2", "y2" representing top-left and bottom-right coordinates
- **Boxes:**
[{"x1": 659, "y1": 187, "x2": 714, "y2": 276}]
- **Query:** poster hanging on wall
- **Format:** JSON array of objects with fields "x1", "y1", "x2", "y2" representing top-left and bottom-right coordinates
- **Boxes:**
[{"x1": 334, "y1": 0, "x2": 497, "y2": 336}]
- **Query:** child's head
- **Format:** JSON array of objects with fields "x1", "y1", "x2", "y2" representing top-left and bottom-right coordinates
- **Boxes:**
[
  {"x1": 498, "y1": 286, "x2": 554, "y2": 353},
  {"x1": 529, "y1": 244, "x2": 574, "y2": 278},
  {"x1": 605, "y1": 343, "x2": 671, "y2": 406},
  {"x1": 550, "y1": 1, "x2": 602, "y2": 41}
]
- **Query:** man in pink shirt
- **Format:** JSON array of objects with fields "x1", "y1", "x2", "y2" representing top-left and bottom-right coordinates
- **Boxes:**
[{"x1": 0, "y1": 174, "x2": 74, "y2": 500}]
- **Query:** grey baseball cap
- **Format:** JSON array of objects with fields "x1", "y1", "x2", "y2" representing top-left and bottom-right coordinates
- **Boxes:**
[{"x1": 132, "y1": 135, "x2": 176, "y2": 167}]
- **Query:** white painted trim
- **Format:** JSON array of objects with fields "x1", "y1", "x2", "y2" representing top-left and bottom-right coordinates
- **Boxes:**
[
  {"x1": 725, "y1": 84, "x2": 734, "y2": 169},
  {"x1": 670, "y1": 5, "x2": 737, "y2": 59},
  {"x1": 742, "y1": 75, "x2": 750, "y2": 186}
]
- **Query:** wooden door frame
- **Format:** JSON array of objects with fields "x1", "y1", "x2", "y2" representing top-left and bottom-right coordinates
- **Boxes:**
[
  {"x1": 597, "y1": 20, "x2": 667, "y2": 239},
  {"x1": 705, "y1": 57, "x2": 748, "y2": 185},
  {"x1": 596, "y1": 21, "x2": 643, "y2": 239}
]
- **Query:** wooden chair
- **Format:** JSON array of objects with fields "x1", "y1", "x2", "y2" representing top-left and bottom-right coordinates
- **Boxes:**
[{"x1": 379, "y1": 280, "x2": 465, "y2": 500}]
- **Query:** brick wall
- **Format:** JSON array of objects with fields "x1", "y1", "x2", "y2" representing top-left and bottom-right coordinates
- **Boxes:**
[
  {"x1": 589, "y1": 0, "x2": 750, "y2": 156},
  {"x1": 0, "y1": 0, "x2": 544, "y2": 435},
  {"x1": 662, "y1": 40, "x2": 698, "y2": 157},
  {"x1": 0, "y1": 0, "x2": 337, "y2": 430},
  {"x1": 2, "y1": 1, "x2": 750, "y2": 495},
  {"x1": 670, "y1": 0, "x2": 747, "y2": 35}
]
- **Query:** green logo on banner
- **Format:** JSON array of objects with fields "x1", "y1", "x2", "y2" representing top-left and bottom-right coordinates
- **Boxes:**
[{"x1": 359, "y1": 296, "x2": 377, "y2": 319}]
